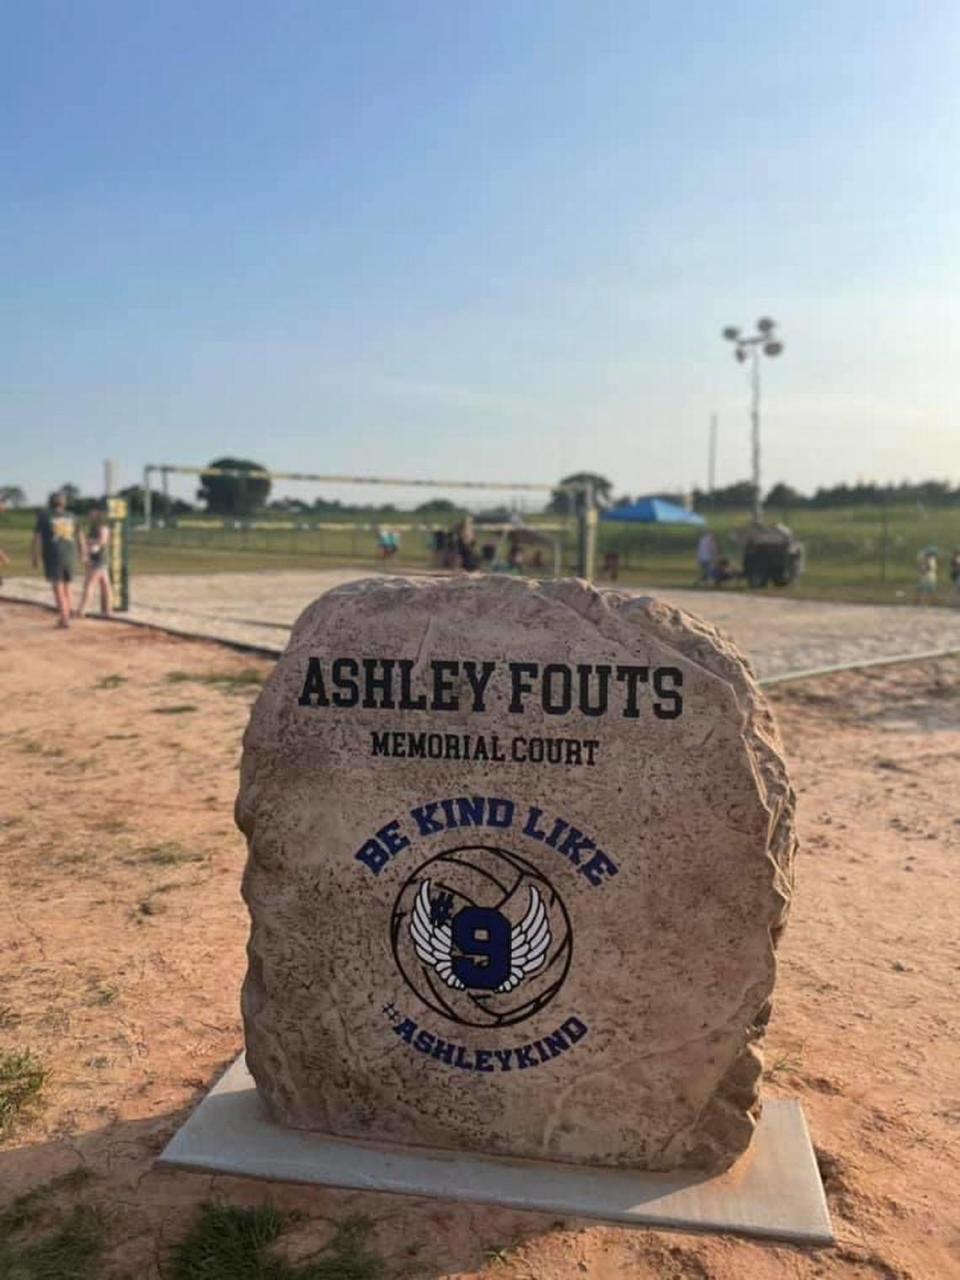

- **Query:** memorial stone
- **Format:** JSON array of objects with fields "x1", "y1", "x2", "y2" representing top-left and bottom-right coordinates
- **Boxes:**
[{"x1": 237, "y1": 575, "x2": 795, "y2": 1172}]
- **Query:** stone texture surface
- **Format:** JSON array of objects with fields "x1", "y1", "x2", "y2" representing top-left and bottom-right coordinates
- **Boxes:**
[{"x1": 237, "y1": 576, "x2": 795, "y2": 1171}]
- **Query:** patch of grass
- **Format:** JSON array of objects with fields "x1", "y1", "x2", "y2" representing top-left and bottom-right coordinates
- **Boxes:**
[
  {"x1": 152, "y1": 704, "x2": 198, "y2": 715},
  {"x1": 54, "y1": 851, "x2": 95, "y2": 867},
  {"x1": 17, "y1": 741, "x2": 65, "y2": 759},
  {"x1": 125, "y1": 841, "x2": 204, "y2": 867},
  {"x1": 0, "y1": 1202, "x2": 105, "y2": 1279},
  {"x1": 168, "y1": 1205, "x2": 383, "y2": 1280},
  {"x1": 88, "y1": 982, "x2": 118, "y2": 1007},
  {"x1": 93, "y1": 674, "x2": 127, "y2": 690},
  {"x1": 765, "y1": 1050, "x2": 804, "y2": 1081},
  {"x1": 166, "y1": 668, "x2": 266, "y2": 694},
  {"x1": 0, "y1": 1049, "x2": 49, "y2": 1134},
  {"x1": 485, "y1": 1245, "x2": 512, "y2": 1264}
]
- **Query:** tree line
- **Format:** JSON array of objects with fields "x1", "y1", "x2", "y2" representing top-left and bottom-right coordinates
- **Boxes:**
[
  {"x1": 549, "y1": 472, "x2": 960, "y2": 514},
  {"x1": 701, "y1": 479, "x2": 960, "y2": 511},
  {"x1": 5, "y1": 461, "x2": 960, "y2": 520}
]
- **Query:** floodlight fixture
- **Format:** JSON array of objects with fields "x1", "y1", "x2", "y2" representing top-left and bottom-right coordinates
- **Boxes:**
[{"x1": 720, "y1": 317, "x2": 786, "y2": 526}]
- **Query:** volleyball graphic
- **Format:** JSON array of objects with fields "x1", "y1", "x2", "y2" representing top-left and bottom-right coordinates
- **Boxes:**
[{"x1": 390, "y1": 845, "x2": 573, "y2": 1029}]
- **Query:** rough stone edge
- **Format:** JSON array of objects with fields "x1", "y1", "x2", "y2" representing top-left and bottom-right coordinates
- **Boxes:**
[
  {"x1": 236, "y1": 574, "x2": 797, "y2": 1172},
  {"x1": 581, "y1": 581, "x2": 796, "y2": 1169}
]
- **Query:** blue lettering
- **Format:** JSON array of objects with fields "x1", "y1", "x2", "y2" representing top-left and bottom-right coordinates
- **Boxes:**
[
  {"x1": 431, "y1": 1037, "x2": 456, "y2": 1065},
  {"x1": 377, "y1": 820, "x2": 409, "y2": 857},
  {"x1": 392, "y1": 1019, "x2": 416, "y2": 1044},
  {"x1": 543, "y1": 1030, "x2": 569, "y2": 1057},
  {"x1": 561, "y1": 1016, "x2": 588, "y2": 1043},
  {"x1": 355, "y1": 838, "x2": 389, "y2": 875},
  {"x1": 486, "y1": 797, "x2": 514, "y2": 829},
  {"x1": 411, "y1": 803, "x2": 444, "y2": 835},
  {"x1": 522, "y1": 805, "x2": 548, "y2": 841},
  {"x1": 580, "y1": 849, "x2": 619, "y2": 887}
]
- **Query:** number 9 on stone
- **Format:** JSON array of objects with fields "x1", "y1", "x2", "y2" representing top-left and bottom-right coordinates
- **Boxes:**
[{"x1": 391, "y1": 846, "x2": 572, "y2": 1029}]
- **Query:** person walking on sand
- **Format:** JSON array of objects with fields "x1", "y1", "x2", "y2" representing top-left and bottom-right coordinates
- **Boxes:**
[
  {"x1": 77, "y1": 508, "x2": 113, "y2": 617},
  {"x1": 32, "y1": 491, "x2": 85, "y2": 628}
]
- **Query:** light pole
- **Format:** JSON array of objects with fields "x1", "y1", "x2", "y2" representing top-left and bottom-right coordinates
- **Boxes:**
[{"x1": 722, "y1": 317, "x2": 784, "y2": 526}]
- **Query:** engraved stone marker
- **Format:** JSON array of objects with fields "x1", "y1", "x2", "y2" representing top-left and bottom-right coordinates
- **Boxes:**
[{"x1": 237, "y1": 576, "x2": 795, "y2": 1172}]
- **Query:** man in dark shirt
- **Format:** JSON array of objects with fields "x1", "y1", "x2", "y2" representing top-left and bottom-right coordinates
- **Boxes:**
[{"x1": 32, "y1": 491, "x2": 86, "y2": 628}]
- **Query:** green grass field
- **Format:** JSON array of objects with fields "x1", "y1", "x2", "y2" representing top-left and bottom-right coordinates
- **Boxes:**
[{"x1": 3, "y1": 505, "x2": 959, "y2": 606}]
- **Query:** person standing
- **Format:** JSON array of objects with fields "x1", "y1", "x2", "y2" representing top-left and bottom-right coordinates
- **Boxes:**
[
  {"x1": 916, "y1": 545, "x2": 938, "y2": 604},
  {"x1": 949, "y1": 547, "x2": 960, "y2": 594},
  {"x1": 77, "y1": 508, "x2": 113, "y2": 617},
  {"x1": 696, "y1": 530, "x2": 718, "y2": 584},
  {"x1": 32, "y1": 491, "x2": 85, "y2": 627}
]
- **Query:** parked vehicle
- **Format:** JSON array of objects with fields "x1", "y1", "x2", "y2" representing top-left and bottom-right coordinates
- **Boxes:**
[{"x1": 742, "y1": 524, "x2": 805, "y2": 588}]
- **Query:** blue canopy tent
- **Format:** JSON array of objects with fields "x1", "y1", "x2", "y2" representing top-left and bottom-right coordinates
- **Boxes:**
[{"x1": 602, "y1": 497, "x2": 705, "y2": 526}]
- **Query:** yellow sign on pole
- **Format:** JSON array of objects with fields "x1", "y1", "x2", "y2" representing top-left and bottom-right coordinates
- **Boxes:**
[{"x1": 106, "y1": 499, "x2": 130, "y2": 610}]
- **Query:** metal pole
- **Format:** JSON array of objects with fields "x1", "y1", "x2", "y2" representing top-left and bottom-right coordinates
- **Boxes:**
[
  {"x1": 576, "y1": 481, "x2": 597, "y2": 580},
  {"x1": 143, "y1": 466, "x2": 152, "y2": 530},
  {"x1": 708, "y1": 413, "x2": 717, "y2": 499},
  {"x1": 161, "y1": 467, "x2": 171, "y2": 523},
  {"x1": 750, "y1": 349, "x2": 762, "y2": 525}
]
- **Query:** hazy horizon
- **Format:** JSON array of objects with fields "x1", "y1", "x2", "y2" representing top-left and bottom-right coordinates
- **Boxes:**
[{"x1": 5, "y1": 2, "x2": 959, "y2": 507}]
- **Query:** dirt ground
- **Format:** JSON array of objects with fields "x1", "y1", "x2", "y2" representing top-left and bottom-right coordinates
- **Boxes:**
[{"x1": 1, "y1": 601, "x2": 958, "y2": 1279}]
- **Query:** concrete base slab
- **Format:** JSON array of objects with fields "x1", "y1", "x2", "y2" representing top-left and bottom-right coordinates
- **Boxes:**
[{"x1": 156, "y1": 1055, "x2": 833, "y2": 1245}]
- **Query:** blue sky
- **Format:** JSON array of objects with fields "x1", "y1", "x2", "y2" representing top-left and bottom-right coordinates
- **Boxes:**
[{"x1": 4, "y1": 1, "x2": 959, "y2": 507}]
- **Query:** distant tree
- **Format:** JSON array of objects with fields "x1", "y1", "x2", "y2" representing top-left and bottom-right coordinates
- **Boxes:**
[
  {"x1": 269, "y1": 496, "x2": 310, "y2": 513},
  {"x1": 766, "y1": 482, "x2": 805, "y2": 508},
  {"x1": 695, "y1": 480, "x2": 756, "y2": 510},
  {"x1": 475, "y1": 505, "x2": 513, "y2": 522},
  {"x1": 415, "y1": 498, "x2": 459, "y2": 515},
  {"x1": 196, "y1": 458, "x2": 271, "y2": 516},
  {"x1": 0, "y1": 485, "x2": 26, "y2": 508},
  {"x1": 118, "y1": 485, "x2": 194, "y2": 518},
  {"x1": 547, "y1": 472, "x2": 613, "y2": 515}
]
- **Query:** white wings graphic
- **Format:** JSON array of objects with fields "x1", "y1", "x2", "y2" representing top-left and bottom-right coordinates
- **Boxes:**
[
  {"x1": 409, "y1": 880, "x2": 465, "y2": 990},
  {"x1": 409, "y1": 880, "x2": 551, "y2": 994}
]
